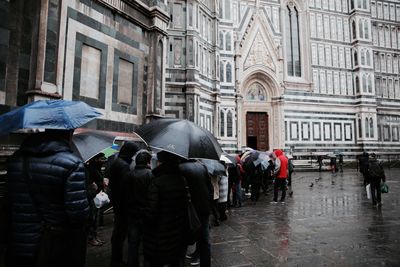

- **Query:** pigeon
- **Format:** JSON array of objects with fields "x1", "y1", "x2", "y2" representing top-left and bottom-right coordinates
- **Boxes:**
[{"x1": 309, "y1": 183, "x2": 314, "y2": 187}]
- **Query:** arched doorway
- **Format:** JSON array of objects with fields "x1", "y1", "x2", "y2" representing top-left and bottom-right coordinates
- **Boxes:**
[{"x1": 238, "y1": 71, "x2": 283, "y2": 151}]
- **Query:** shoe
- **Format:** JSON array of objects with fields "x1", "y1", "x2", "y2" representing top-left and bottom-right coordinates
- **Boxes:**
[
  {"x1": 95, "y1": 238, "x2": 105, "y2": 244},
  {"x1": 378, "y1": 202, "x2": 382, "y2": 206},
  {"x1": 88, "y1": 239, "x2": 103, "y2": 246},
  {"x1": 190, "y1": 257, "x2": 200, "y2": 266},
  {"x1": 186, "y1": 251, "x2": 198, "y2": 259},
  {"x1": 270, "y1": 201, "x2": 278, "y2": 204}
]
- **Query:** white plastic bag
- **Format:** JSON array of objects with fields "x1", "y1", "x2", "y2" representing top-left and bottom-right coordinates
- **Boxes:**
[
  {"x1": 94, "y1": 191, "x2": 110, "y2": 208},
  {"x1": 366, "y1": 184, "x2": 371, "y2": 200}
]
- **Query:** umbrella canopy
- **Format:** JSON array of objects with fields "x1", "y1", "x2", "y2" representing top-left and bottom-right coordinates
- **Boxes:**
[
  {"x1": 0, "y1": 100, "x2": 101, "y2": 136},
  {"x1": 135, "y1": 118, "x2": 223, "y2": 160},
  {"x1": 220, "y1": 153, "x2": 236, "y2": 166},
  {"x1": 72, "y1": 131, "x2": 116, "y2": 162},
  {"x1": 198, "y1": 159, "x2": 226, "y2": 176}
]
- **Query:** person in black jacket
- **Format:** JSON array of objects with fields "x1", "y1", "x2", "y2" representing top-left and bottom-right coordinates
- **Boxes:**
[
  {"x1": 86, "y1": 153, "x2": 105, "y2": 246},
  {"x1": 368, "y1": 153, "x2": 386, "y2": 206},
  {"x1": 179, "y1": 160, "x2": 213, "y2": 267},
  {"x1": 144, "y1": 151, "x2": 187, "y2": 267},
  {"x1": 6, "y1": 130, "x2": 89, "y2": 267},
  {"x1": 126, "y1": 150, "x2": 153, "y2": 267},
  {"x1": 109, "y1": 142, "x2": 139, "y2": 267}
]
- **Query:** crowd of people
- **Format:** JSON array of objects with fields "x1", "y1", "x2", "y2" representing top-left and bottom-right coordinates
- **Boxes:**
[{"x1": 3, "y1": 128, "x2": 388, "y2": 267}]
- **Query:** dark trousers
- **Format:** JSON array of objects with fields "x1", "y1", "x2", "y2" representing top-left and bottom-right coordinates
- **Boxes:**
[
  {"x1": 197, "y1": 215, "x2": 211, "y2": 267},
  {"x1": 273, "y1": 178, "x2": 287, "y2": 202},
  {"x1": 36, "y1": 227, "x2": 87, "y2": 267},
  {"x1": 111, "y1": 212, "x2": 128, "y2": 266},
  {"x1": 88, "y1": 201, "x2": 99, "y2": 241},
  {"x1": 211, "y1": 200, "x2": 219, "y2": 223},
  {"x1": 128, "y1": 221, "x2": 144, "y2": 267},
  {"x1": 371, "y1": 181, "x2": 381, "y2": 205},
  {"x1": 251, "y1": 182, "x2": 261, "y2": 201},
  {"x1": 227, "y1": 179, "x2": 234, "y2": 206},
  {"x1": 217, "y1": 202, "x2": 227, "y2": 220},
  {"x1": 288, "y1": 171, "x2": 293, "y2": 186}
]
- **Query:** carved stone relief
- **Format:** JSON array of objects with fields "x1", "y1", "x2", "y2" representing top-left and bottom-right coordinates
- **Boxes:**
[{"x1": 244, "y1": 32, "x2": 275, "y2": 71}]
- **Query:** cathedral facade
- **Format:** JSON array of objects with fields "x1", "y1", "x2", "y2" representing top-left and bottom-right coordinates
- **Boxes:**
[
  {"x1": 0, "y1": 0, "x2": 399, "y2": 158},
  {"x1": 165, "y1": 0, "x2": 400, "y2": 158}
]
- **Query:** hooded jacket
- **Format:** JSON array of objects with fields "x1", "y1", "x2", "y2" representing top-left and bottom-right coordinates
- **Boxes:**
[
  {"x1": 273, "y1": 149, "x2": 288, "y2": 179},
  {"x1": 6, "y1": 133, "x2": 89, "y2": 258},
  {"x1": 109, "y1": 142, "x2": 139, "y2": 214}
]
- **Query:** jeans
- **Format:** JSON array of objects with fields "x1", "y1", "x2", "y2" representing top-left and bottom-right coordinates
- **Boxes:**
[
  {"x1": 128, "y1": 221, "x2": 144, "y2": 267},
  {"x1": 273, "y1": 178, "x2": 287, "y2": 202}
]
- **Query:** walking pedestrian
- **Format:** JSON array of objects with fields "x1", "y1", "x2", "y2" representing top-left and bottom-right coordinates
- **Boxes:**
[
  {"x1": 338, "y1": 154, "x2": 344, "y2": 172},
  {"x1": 317, "y1": 155, "x2": 323, "y2": 172},
  {"x1": 180, "y1": 160, "x2": 213, "y2": 267},
  {"x1": 143, "y1": 151, "x2": 187, "y2": 267},
  {"x1": 6, "y1": 130, "x2": 89, "y2": 267},
  {"x1": 126, "y1": 150, "x2": 153, "y2": 267},
  {"x1": 272, "y1": 149, "x2": 288, "y2": 203},
  {"x1": 109, "y1": 142, "x2": 139, "y2": 267},
  {"x1": 367, "y1": 153, "x2": 386, "y2": 206}
]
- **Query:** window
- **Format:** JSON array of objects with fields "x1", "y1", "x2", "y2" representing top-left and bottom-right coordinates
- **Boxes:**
[
  {"x1": 365, "y1": 118, "x2": 370, "y2": 138},
  {"x1": 220, "y1": 62, "x2": 224, "y2": 82},
  {"x1": 227, "y1": 111, "x2": 233, "y2": 137},
  {"x1": 362, "y1": 74, "x2": 367, "y2": 92},
  {"x1": 359, "y1": 21, "x2": 364, "y2": 39},
  {"x1": 364, "y1": 21, "x2": 369, "y2": 39},
  {"x1": 355, "y1": 76, "x2": 360, "y2": 93},
  {"x1": 369, "y1": 118, "x2": 374, "y2": 138},
  {"x1": 220, "y1": 110, "x2": 225, "y2": 136},
  {"x1": 226, "y1": 62, "x2": 232, "y2": 83},
  {"x1": 354, "y1": 49, "x2": 358, "y2": 66},
  {"x1": 361, "y1": 50, "x2": 366, "y2": 65},
  {"x1": 352, "y1": 20, "x2": 356, "y2": 40},
  {"x1": 219, "y1": 31, "x2": 224, "y2": 49},
  {"x1": 366, "y1": 50, "x2": 371, "y2": 66},
  {"x1": 368, "y1": 75, "x2": 372, "y2": 93},
  {"x1": 358, "y1": 118, "x2": 362, "y2": 138},
  {"x1": 226, "y1": 32, "x2": 232, "y2": 51},
  {"x1": 286, "y1": 6, "x2": 301, "y2": 77}
]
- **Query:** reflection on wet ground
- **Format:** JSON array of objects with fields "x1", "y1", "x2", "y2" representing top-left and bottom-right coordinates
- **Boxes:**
[
  {"x1": 210, "y1": 169, "x2": 400, "y2": 266},
  {"x1": 87, "y1": 169, "x2": 400, "y2": 266}
]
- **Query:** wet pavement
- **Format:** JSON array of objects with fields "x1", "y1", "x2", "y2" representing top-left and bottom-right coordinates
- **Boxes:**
[{"x1": 87, "y1": 168, "x2": 400, "y2": 266}]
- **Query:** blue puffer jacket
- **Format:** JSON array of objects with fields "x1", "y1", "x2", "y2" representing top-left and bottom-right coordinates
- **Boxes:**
[{"x1": 6, "y1": 133, "x2": 89, "y2": 258}]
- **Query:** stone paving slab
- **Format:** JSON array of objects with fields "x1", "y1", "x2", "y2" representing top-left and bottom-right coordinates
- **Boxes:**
[{"x1": 87, "y1": 169, "x2": 400, "y2": 266}]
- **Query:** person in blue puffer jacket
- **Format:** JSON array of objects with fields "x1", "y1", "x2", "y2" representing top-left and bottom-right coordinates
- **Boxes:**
[{"x1": 5, "y1": 130, "x2": 89, "y2": 267}]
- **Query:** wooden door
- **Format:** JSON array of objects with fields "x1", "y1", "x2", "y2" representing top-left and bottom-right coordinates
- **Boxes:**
[{"x1": 246, "y1": 112, "x2": 269, "y2": 151}]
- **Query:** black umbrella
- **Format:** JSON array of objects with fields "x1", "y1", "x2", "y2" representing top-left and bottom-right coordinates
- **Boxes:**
[
  {"x1": 72, "y1": 131, "x2": 116, "y2": 162},
  {"x1": 135, "y1": 118, "x2": 223, "y2": 160},
  {"x1": 199, "y1": 159, "x2": 226, "y2": 176}
]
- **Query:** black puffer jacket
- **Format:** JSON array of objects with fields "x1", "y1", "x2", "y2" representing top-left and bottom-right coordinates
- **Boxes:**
[
  {"x1": 143, "y1": 163, "x2": 187, "y2": 264},
  {"x1": 6, "y1": 133, "x2": 89, "y2": 258}
]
